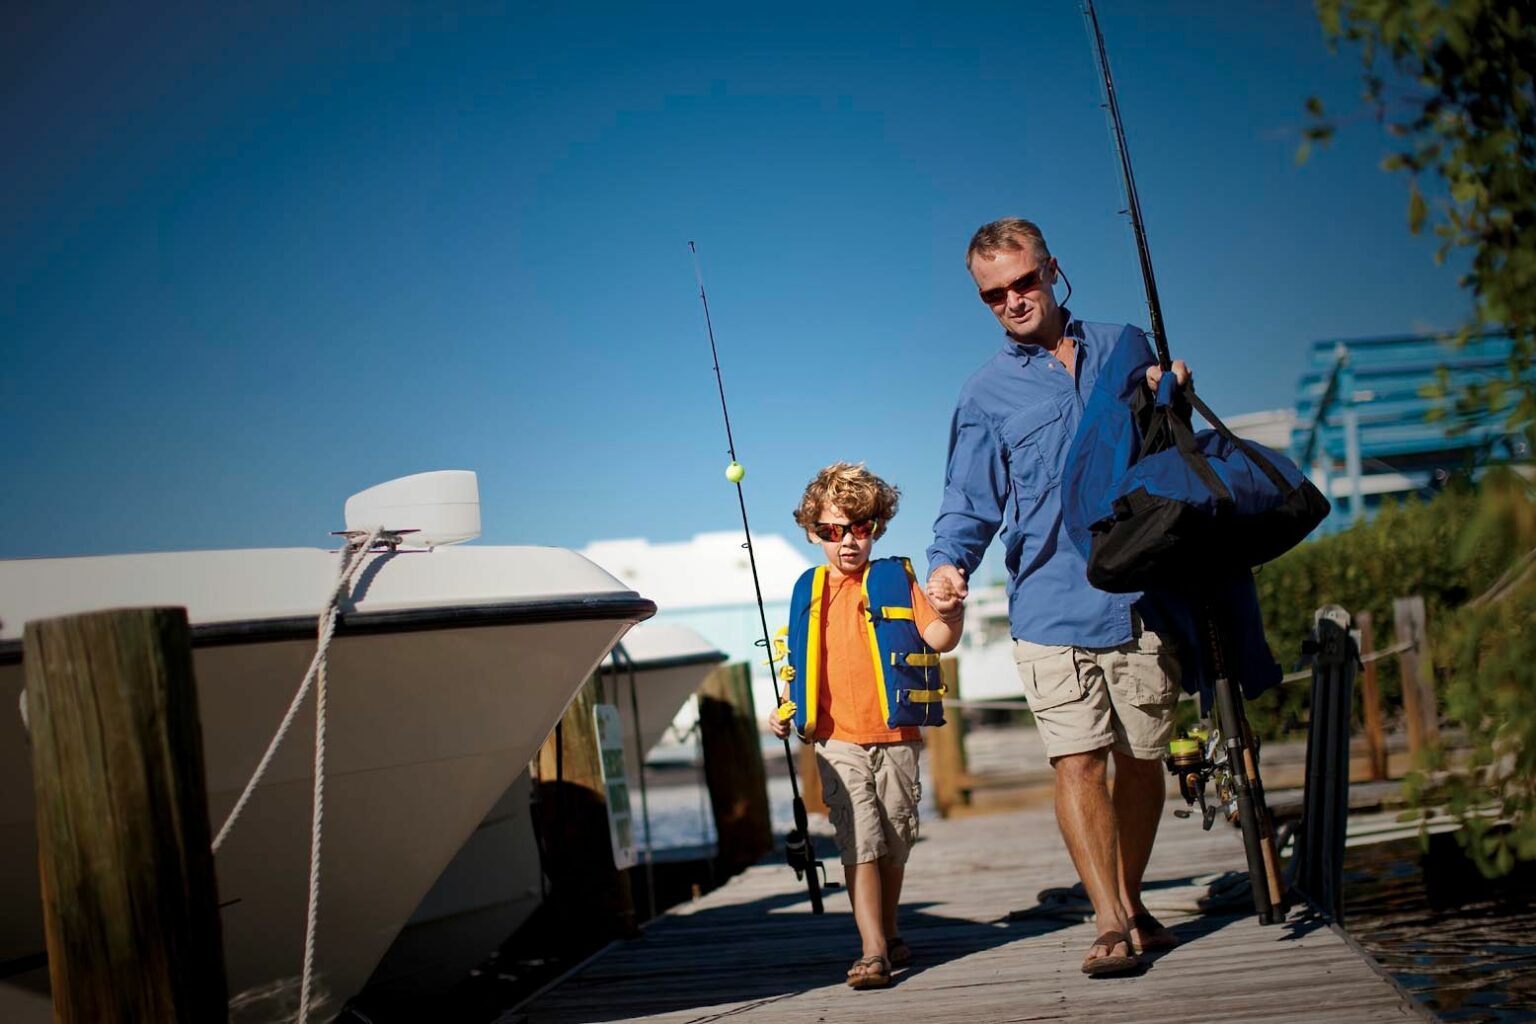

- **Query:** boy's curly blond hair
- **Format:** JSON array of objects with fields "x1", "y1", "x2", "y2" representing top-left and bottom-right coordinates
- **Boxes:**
[{"x1": 792, "y1": 462, "x2": 900, "y2": 539}]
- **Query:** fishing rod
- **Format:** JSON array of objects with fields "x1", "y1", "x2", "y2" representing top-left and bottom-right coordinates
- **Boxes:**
[
  {"x1": 1081, "y1": 0, "x2": 1287, "y2": 925},
  {"x1": 688, "y1": 241, "x2": 825, "y2": 915},
  {"x1": 1082, "y1": 0, "x2": 1171, "y2": 373}
]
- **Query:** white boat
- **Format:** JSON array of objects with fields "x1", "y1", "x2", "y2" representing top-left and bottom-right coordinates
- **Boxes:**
[
  {"x1": 361, "y1": 621, "x2": 726, "y2": 997},
  {"x1": 0, "y1": 474, "x2": 654, "y2": 1019}
]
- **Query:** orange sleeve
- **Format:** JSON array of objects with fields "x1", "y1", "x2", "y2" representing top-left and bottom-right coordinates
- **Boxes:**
[{"x1": 910, "y1": 574, "x2": 942, "y2": 638}]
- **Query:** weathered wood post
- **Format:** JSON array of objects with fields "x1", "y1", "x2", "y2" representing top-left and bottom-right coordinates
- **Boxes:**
[
  {"x1": 1353, "y1": 611, "x2": 1388, "y2": 781},
  {"x1": 1392, "y1": 596, "x2": 1440, "y2": 757},
  {"x1": 925, "y1": 657, "x2": 968, "y2": 818},
  {"x1": 24, "y1": 608, "x2": 228, "y2": 1024},
  {"x1": 533, "y1": 675, "x2": 637, "y2": 944},
  {"x1": 697, "y1": 662, "x2": 772, "y2": 873}
]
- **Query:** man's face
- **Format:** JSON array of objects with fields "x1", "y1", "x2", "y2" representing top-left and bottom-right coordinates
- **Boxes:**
[{"x1": 970, "y1": 246, "x2": 1059, "y2": 343}]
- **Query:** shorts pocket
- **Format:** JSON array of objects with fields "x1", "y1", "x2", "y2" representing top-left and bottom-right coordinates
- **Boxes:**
[
  {"x1": 1123, "y1": 653, "x2": 1178, "y2": 708},
  {"x1": 1020, "y1": 651, "x2": 1084, "y2": 713}
]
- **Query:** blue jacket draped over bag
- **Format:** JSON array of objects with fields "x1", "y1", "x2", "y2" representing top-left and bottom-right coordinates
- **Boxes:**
[{"x1": 1062, "y1": 329, "x2": 1318, "y2": 707}]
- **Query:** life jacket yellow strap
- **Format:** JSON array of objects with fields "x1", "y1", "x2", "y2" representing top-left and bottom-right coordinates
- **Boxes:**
[
  {"x1": 892, "y1": 651, "x2": 941, "y2": 667},
  {"x1": 880, "y1": 606, "x2": 915, "y2": 621},
  {"x1": 901, "y1": 686, "x2": 947, "y2": 702}
]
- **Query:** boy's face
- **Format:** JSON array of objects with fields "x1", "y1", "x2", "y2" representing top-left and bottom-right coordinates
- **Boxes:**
[{"x1": 809, "y1": 502, "x2": 876, "y2": 577}]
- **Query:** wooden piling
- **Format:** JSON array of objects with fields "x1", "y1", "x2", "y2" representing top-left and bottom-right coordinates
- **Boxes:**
[
  {"x1": 697, "y1": 662, "x2": 772, "y2": 873},
  {"x1": 1354, "y1": 611, "x2": 1388, "y2": 781},
  {"x1": 1392, "y1": 595, "x2": 1440, "y2": 756},
  {"x1": 533, "y1": 675, "x2": 637, "y2": 944},
  {"x1": 24, "y1": 608, "x2": 227, "y2": 1024},
  {"x1": 926, "y1": 657, "x2": 968, "y2": 818}
]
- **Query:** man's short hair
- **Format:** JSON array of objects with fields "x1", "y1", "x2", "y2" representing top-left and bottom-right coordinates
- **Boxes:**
[
  {"x1": 966, "y1": 218, "x2": 1051, "y2": 269},
  {"x1": 793, "y1": 462, "x2": 899, "y2": 539}
]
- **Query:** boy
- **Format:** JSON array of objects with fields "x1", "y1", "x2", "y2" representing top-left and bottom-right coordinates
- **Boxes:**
[{"x1": 768, "y1": 462, "x2": 964, "y2": 989}]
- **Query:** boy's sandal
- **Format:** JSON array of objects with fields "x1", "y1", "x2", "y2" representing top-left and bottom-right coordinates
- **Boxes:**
[
  {"x1": 846, "y1": 955, "x2": 893, "y2": 989},
  {"x1": 887, "y1": 936, "x2": 912, "y2": 967},
  {"x1": 1080, "y1": 931, "x2": 1140, "y2": 976},
  {"x1": 1128, "y1": 911, "x2": 1179, "y2": 954}
]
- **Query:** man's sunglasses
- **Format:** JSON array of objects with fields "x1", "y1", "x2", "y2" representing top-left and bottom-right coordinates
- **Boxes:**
[
  {"x1": 977, "y1": 263, "x2": 1052, "y2": 306},
  {"x1": 812, "y1": 520, "x2": 879, "y2": 543}
]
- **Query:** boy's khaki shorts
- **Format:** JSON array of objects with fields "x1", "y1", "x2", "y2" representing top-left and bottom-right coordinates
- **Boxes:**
[
  {"x1": 814, "y1": 738, "x2": 922, "y2": 866},
  {"x1": 1012, "y1": 615, "x2": 1181, "y2": 762}
]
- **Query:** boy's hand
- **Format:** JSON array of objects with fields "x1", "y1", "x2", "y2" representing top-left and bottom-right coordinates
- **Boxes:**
[
  {"x1": 927, "y1": 565, "x2": 968, "y2": 619},
  {"x1": 1145, "y1": 359, "x2": 1192, "y2": 391},
  {"x1": 768, "y1": 701, "x2": 795, "y2": 739}
]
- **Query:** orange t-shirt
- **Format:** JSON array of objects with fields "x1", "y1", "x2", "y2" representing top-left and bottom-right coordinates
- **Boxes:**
[{"x1": 813, "y1": 563, "x2": 944, "y2": 744}]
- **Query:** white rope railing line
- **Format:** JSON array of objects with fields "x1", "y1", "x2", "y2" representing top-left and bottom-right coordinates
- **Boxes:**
[
  {"x1": 211, "y1": 527, "x2": 382, "y2": 852},
  {"x1": 207, "y1": 526, "x2": 384, "y2": 1024}
]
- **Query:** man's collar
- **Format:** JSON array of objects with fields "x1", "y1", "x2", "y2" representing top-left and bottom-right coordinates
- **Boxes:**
[{"x1": 1003, "y1": 307, "x2": 1080, "y2": 362}]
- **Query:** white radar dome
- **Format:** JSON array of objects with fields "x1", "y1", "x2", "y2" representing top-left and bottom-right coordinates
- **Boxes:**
[{"x1": 344, "y1": 470, "x2": 481, "y2": 547}]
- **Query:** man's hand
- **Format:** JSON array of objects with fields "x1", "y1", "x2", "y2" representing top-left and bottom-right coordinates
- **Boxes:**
[
  {"x1": 1145, "y1": 359, "x2": 1191, "y2": 391},
  {"x1": 927, "y1": 564, "x2": 968, "y2": 620}
]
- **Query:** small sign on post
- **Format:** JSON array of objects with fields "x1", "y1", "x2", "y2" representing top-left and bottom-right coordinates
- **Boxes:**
[{"x1": 593, "y1": 703, "x2": 637, "y2": 870}]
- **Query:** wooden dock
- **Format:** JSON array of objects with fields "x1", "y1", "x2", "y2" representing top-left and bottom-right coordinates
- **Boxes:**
[{"x1": 502, "y1": 798, "x2": 1431, "y2": 1024}]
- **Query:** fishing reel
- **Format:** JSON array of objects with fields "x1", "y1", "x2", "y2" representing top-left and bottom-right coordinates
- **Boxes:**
[
  {"x1": 784, "y1": 828, "x2": 832, "y2": 886},
  {"x1": 784, "y1": 828, "x2": 815, "y2": 877},
  {"x1": 1167, "y1": 727, "x2": 1234, "y2": 830}
]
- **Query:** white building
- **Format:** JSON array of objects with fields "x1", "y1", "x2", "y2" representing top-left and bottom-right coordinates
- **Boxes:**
[{"x1": 582, "y1": 531, "x2": 815, "y2": 725}]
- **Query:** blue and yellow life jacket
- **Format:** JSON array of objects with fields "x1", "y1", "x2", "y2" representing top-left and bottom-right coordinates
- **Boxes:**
[{"x1": 777, "y1": 556, "x2": 946, "y2": 737}]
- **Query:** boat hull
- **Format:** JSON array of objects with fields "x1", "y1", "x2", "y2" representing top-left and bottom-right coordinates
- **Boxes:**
[
  {"x1": 0, "y1": 546, "x2": 652, "y2": 1018},
  {"x1": 363, "y1": 627, "x2": 726, "y2": 996}
]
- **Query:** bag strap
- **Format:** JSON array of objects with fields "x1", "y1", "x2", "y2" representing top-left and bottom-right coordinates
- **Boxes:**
[
  {"x1": 1185, "y1": 387, "x2": 1295, "y2": 495},
  {"x1": 1166, "y1": 403, "x2": 1232, "y2": 504}
]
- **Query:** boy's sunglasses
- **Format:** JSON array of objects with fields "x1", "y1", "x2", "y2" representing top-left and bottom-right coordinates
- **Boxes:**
[
  {"x1": 812, "y1": 519, "x2": 879, "y2": 543},
  {"x1": 977, "y1": 262, "x2": 1052, "y2": 306}
]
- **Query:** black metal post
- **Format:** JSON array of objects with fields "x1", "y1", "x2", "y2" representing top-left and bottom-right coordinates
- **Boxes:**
[{"x1": 1296, "y1": 606, "x2": 1357, "y2": 922}]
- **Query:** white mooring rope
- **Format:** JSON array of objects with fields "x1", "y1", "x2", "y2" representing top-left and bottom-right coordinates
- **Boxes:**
[{"x1": 211, "y1": 526, "x2": 384, "y2": 1023}]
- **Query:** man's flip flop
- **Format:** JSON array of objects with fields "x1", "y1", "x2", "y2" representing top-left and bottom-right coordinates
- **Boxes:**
[
  {"x1": 1128, "y1": 911, "x2": 1179, "y2": 954},
  {"x1": 1080, "y1": 930, "x2": 1140, "y2": 976},
  {"x1": 847, "y1": 955, "x2": 892, "y2": 989}
]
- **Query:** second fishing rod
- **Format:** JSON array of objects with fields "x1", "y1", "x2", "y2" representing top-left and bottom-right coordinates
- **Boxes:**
[
  {"x1": 1082, "y1": 0, "x2": 1287, "y2": 924},
  {"x1": 688, "y1": 241, "x2": 827, "y2": 914}
]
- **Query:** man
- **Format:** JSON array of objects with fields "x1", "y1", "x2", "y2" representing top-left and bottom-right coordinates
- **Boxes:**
[{"x1": 926, "y1": 218, "x2": 1188, "y2": 975}]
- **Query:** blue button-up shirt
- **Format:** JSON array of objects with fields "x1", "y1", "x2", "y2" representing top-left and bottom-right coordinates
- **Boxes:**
[{"x1": 927, "y1": 316, "x2": 1142, "y2": 648}]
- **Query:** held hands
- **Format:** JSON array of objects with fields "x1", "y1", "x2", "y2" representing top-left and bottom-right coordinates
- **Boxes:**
[
  {"x1": 1145, "y1": 359, "x2": 1192, "y2": 391},
  {"x1": 926, "y1": 564, "x2": 968, "y2": 621}
]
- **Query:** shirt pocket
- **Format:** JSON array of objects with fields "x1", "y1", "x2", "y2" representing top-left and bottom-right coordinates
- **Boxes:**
[{"x1": 1001, "y1": 402, "x2": 1067, "y2": 501}]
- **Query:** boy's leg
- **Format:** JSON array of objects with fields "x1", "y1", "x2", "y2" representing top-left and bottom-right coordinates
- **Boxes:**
[
  {"x1": 843, "y1": 861, "x2": 887, "y2": 960},
  {"x1": 870, "y1": 740, "x2": 921, "y2": 944},
  {"x1": 879, "y1": 859, "x2": 905, "y2": 939},
  {"x1": 816, "y1": 740, "x2": 891, "y2": 965}
]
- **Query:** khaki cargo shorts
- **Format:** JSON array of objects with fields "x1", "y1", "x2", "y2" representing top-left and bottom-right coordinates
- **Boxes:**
[
  {"x1": 814, "y1": 738, "x2": 922, "y2": 866},
  {"x1": 1012, "y1": 615, "x2": 1181, "y2": 763}
]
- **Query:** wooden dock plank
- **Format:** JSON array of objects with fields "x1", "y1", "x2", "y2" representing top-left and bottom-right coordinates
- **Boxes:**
[{"x1": 509, "y1": 798, "x2": 1427, "y2": 1024}]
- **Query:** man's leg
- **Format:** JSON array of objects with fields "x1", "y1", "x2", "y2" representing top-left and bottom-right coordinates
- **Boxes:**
[
  {"x1": 1053, "y1": 748, "x2": 1131, "y2": 963},
  {"x1": 1111, "y1": 749, "x2": 1166, "y2": 916}
]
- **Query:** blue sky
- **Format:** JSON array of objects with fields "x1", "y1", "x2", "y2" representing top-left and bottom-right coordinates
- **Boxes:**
[{"x1": 2, "y1": 1, "x2": 1470, "y2": 580}]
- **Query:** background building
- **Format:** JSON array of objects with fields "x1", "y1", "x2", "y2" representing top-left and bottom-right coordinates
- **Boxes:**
[{"x1": 1287, "y1": 331, "x2": 1529, "y2": 532}]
